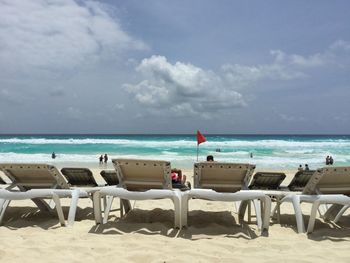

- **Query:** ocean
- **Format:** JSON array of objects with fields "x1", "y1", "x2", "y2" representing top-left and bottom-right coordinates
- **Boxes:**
[{"x1": 0, "y1": 134, "x2": 349, "y2": 169}]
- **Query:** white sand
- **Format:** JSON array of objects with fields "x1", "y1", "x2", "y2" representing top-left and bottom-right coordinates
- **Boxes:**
[{"x1": 0, "y1": 165, "x2": 349, "y2": 262}]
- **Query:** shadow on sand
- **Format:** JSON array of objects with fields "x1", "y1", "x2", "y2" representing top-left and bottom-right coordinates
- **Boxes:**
[
  {"x1": 0, "y1": 205, "x2": 95, "y2": 230},
  {"x1": 272, "y1": 213, "x2": 350, "y2": 240},
  {"x1": 88, "y1": 208, "x2": 261, "y2": 240}
]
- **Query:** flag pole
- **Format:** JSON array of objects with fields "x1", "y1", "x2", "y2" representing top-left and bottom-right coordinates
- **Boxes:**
[{"x1": 196, "y1": 130, "x2": 206, "y2": 162}]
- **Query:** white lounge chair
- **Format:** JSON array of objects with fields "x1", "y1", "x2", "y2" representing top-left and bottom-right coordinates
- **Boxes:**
[
  {"x1": 246, "y1": 170, "x2": 315, "y2": 225},
  {"x1": 276, "y1": 166, "x2": 350, "y2": 233},
  {"x1": 181, "y1": 162, "x2": 271, "y2": 232},
  {"x1": 93, "y1": 159, "x2": 182, "y2": 228},
  {"x1": 0, "y1": 164, "x2": 93, "y2": 226}
]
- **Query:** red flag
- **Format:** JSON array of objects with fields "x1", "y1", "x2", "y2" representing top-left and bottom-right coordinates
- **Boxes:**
[{"x1": 196, "y1": 130, "x2": 206, "y2": 145}]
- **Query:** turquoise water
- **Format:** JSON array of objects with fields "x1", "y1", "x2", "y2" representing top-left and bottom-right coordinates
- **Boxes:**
[{"x1": 0, "y1": 135, "x2": 350, "y2": 169}]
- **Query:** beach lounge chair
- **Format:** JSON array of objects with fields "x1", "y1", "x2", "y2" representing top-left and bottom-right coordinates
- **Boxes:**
[
  {"x1": 93, "y1": 159, "x2": 182, "y2": 228},
  {"x1": 0, "y1": 163, "x2": 92, "y2": 226},
  {"x1": 180, "y1": 162, "x2": 271, "y2": 232},
  {"x1": 61, "y1": 168, "x2": 99, "y2": 187},
  {"x1": 287, "y1": 170, "x2": 316, "y2": 191},
  {"x1": 246, "y1": 171, "x2": 286, "y2": 223},
  {"x1": 249, "y1": 172, "x2": 286, "y2": 190},
  {"x1": 100, "y1": 170, "x2": 119, "y2": 186},
  {"x1": 246, "y1": 170, "x2": 313, "y2": 221},
  {"x1": 61, "y1": 167, "x2": 125, "y2": 218},
  {"x1": 98, "y1": 169, "x2": 128, "y2": 216},
  {"x1": 277, "y1": 166, "x2": 350, "y2": 233}
]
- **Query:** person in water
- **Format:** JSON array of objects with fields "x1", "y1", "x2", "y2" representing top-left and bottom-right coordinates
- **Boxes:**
[
  {"x1": 99, "y1": 155, "x2": 103, "y2": 164},
  {"x1": 51, "y1": 152, "x2": 56, "y2": 159},
  {"x1": 104, "y1": 153, "x2": 108, "y2": 163},
  {"x1": 298, "y1": 164, "x2": 303, "y2": 171}
]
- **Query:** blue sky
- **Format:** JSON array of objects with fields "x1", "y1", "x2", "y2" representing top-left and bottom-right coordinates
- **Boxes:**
[{"x1": 0, "y1": 0, "x2": 349, "y2": 134}]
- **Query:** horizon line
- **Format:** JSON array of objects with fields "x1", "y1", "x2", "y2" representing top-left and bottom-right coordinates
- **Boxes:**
[{"x1": 0, "y1": 133, "x2": 350, "y2": 136}]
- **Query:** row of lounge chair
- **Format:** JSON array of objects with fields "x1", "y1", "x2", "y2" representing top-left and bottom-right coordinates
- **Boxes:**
[{"x1": 0, "y1": 160, "x2": 349, "y2": 235}]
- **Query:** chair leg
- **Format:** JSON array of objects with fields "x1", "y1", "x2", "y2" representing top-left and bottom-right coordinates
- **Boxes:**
[
  {"x1": 276, "y1": 199, "x2": 281, "y2": 223},
  {"x1": 271, "y1": 200, "x2": 279, "y2": 218},
  {"x1": 233, "y1": 201, "x2": 241, "y2": 213},
  {"x1": 238, "y1": 200, "x2": 249, "y2": 224},
  {"x1": 103, "y1": 196, "x2": 114, "y2": 224},
  {"x1": 0, "y1": 200, "x2": 11, "y2": 225},
  {"x1": 102, "y1": 196, "x2": 107, "y2": 212},
  {"x1": 307, "y1": 200, "x2": 320, "y2": 233},
  {"x1": 252, "y1": 199, "x2": 262, "y2": 230},
  {"x1": 291, "y1": 195, "x2": 305, "y2": 233},
  {"x1": 247, "y1": 201, "x2": 252, "y2": 223},
  {"x1": 181, "y1": 194, "x2": 189, "y2": 227},
  {"x1": 334, "y1": 205, "x2": 350, "y2": 223},
  {"x1": 323, "y1": 204, "x2": 345, "y2": 222},
  {"x1": 121, "y1": 199, "x2": 132, "y2": 214},
  {"x1": 261, "y1": 196, "x2": 271, "y2": 232},
  {"x1": 173, "y1": 192, "x2": 181, "y2": 229},
  {"x1": 52, "y1": 194, "x2": 66, "y2": 226},
  {"x1": 317, "y1": 204, "x2": 329, "y2": 217},
  {"x1": 0, "y1": 198, "x2": 5, "y2": 214},
  {"x1": 93, "y1": 191, "x2": 103, "y2": 224},
  {"x1": 67, "y1": 189, "x2": 80, "y2": 226},
  {"x1": 119, "y1": 198, "x2": 124, "y2": 217}
]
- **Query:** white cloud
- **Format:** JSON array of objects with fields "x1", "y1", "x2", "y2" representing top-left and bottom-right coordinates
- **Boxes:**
[
  {"x1": 222, "y1": 40, "x2": 350, "y2": 90},
  {"x1": 271, "y1": 40, "x2": 350, "y2": 68},
  {"x1": 123, "y1": 40, "x2": 350, "y2": 118},
  {"x1": 270, "y1": 50, "x2": 325, "y2": 67},
  {"x1": 222, "y1": 63, "x2": 305, "y2": 89},
  {"x1": 124, "y1": 55, "x2": 246, "y2": 118},
  {"x1": 330, "y1": 40, "x2": 350, "y2": 51},
  {"x1": 135, "y1": 55, "x2": 218, "y2": 96},
  {"x1": 0, "y1": 0, "x2": 147, "y2": 74}
]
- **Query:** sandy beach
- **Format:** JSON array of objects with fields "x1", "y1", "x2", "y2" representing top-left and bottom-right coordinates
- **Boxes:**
[
  {"x1": 1, "y1": 0, "x2": 349, "y2": 261},
  {"x1": 0, "y1": 164, "x2": 349, "y2": 263}
]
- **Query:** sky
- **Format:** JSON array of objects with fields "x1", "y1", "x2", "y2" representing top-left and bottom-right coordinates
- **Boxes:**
[{"x1": 0, "y1": 0, "x2": 350, "y2": 134}]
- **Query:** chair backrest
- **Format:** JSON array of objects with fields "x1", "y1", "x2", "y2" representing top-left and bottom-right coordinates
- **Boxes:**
[
  {"x1": 61, "y1": 168, "x2": 98, "y2": 187},
  {"x1": 303, "y1": 166, "x2": 350, "y2": 195},
  {"x1": 0, "y1": 163, "x2": 69, "y2": 190},
  {"x1": 288, "y1": 170, "x2": 316, "y2": 191},
  {"x1": 194, "y1": 162, "x2": 255, "y2": 192},
  {"x1": 249, "y1": 172, "x2": 286, "y2": 190},
  {"x1": 100, "y1": 170, "x2": 119, "y2": 186},
  {"x1": 112, "y1": 159, "x2": 172, "y2": 191}
]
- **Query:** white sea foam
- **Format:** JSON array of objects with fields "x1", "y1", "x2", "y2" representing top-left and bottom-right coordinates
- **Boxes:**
[{"x1": 1, "y1": 138, "x2": 350, "y2": 149}]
